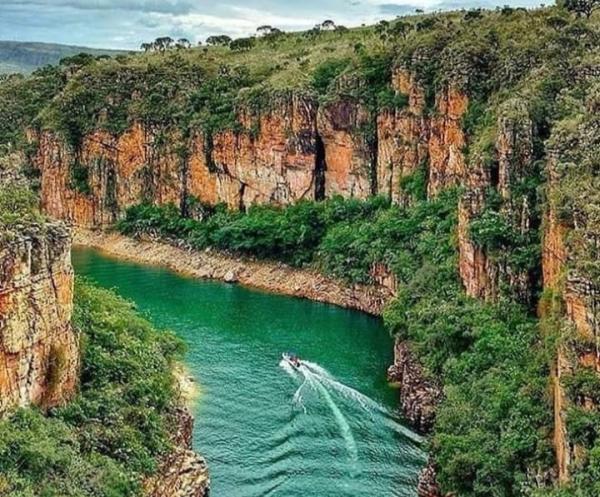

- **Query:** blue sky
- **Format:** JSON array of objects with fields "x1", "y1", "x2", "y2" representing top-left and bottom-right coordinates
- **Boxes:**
[{"x1": 1, "y1": 0, "x2": 542, "y2": 49}]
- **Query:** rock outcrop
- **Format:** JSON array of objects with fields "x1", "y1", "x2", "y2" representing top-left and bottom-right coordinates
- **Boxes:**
[
  {"x1": 33, "y1": 71, "x2": 471, "y2": 227},
  {"x1": 33, "y1": 94, "x2": 321, "y2": 225},
  {"x1": 201, "y1": 93, "x2": 320, "y2": 209},
  {"x1": 0, "y1": 222, "x2": 78, "y2": 414},
  {"x1": 542, "y1": 123, "x2": 600, "y2": 481},
  {"x1": 387, "y1": 340, "x2": 442, "y2": 433},
  {"x1": 458, "y1": 99, "x2": 536, "y2": 303},
  {"x1": 417, "y1": 461, "x2": 443, "y2": 497},
  {"x1": 317, "y1": 96, "x2": 374, "y2": 199},
  {"x1": 377, "y1": 68, "x2": 468, "y2": 204},
  {"x1": 144, "y1": 407, "x2": 210, "y2": 497}
]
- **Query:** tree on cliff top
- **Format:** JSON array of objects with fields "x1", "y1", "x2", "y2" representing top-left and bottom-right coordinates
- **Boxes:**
[
  {"x1": 176, "y1": 38, "x2": 191, "y2": 49},
  {"x1": 563, "y1": 0, "x2": 599, "y2": 16},
  {"x1": 230, "y1": 37, "x2": 256, "y2": 51},
  {"x1": 206, "y1": 35, "x2": 232, "y2": 46}
]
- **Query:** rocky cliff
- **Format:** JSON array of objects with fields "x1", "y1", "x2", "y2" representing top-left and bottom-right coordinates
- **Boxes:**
[
  {"x1": 377, "y1": 68, "x2": 467, "y2": 204},
  {"x1": 542, "y1": 108, "x2": 600, "y2": 482},
  {"x1": 0, "y1": 222, "x2": 78, "y2": 414},
  {"x1": 32, "y1": 69, "x2": 470, "y2": 227},
  {"x1": 387, "y1": 341, "x2": 442, "y2": 433},
  {"x1": 458, "y1": 98, "x2": 538, "y2": 304},
  {"x1": 144, "y1": 407, "x2": 210, "y2": 497}
]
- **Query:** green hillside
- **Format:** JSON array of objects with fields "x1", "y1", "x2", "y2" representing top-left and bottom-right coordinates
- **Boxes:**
[{"x1": 0, "y1": 41, "x2": 125, "y2": 74}]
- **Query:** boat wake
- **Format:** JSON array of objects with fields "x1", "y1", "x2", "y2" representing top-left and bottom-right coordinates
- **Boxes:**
[{"x1": 279, "y1": 356, "x2": 424, "y2": 463}]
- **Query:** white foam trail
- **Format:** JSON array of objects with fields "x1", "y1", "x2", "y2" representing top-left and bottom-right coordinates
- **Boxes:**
[
  {"x1": 280, "y1": 357, "x2": 423, "y2": 451},
  {"x1": 292, "y1": 375, "x2": 309, "y2": 414},
  {"x1": 290, "y1": 359, "x2": 423, "y2": 445},
  {"x1": 316, "y1": 375, "x2": 423, "y2": 444},
  {"x1": 304, "y1": 368, "x2": 358, "y2": 464},
  {"x1": 301, "y1": 360, "x2": 333, "y2": 379}
]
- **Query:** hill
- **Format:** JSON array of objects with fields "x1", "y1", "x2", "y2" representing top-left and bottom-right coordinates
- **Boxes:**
[{"x1": 0, "y1": 41, "x2": 125, "y2": 74}]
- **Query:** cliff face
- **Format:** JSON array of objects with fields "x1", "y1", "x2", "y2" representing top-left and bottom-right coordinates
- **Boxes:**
[
  {"x1": 34, "y1": 124, "x2": 182, "y2": 227},
  {"x1": 543, "y1": 150, "x2": 600, "y2": 482},
  {"x1": 377, "y1": 68, "x2": 467, "y2": 204},
  {"x1": 458, "y1": 99, "x2": 536, "y2": 303},
  {"x1": 34, "y1": 71, "x2": 470, "y2": 226},
  {"x1": 317, "y1": 97, "x2": 374, "y2": 199},
  {"x1": 387, "y1": 341, "x2": 442, "y2": 433},
  {"x1": 144, "y1": 407, "x2": 210, "y2": 497},
  {"x1": 0, "y1": 222, "x2": 78, "y2": 414},
  {"x1": 197, "y1": 94, "x2": 319, "y2": 209}
]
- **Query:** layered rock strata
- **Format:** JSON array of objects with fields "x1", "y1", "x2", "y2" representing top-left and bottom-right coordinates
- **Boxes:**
[
  {"x1": 33, "y1": 71, "x2": 470, "y2": 227},
  {"x1": 0, "y1": 222, "x2": 78, "y2": 414}
]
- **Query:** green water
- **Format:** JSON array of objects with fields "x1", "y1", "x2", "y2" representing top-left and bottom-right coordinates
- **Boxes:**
[{"x1": 72, "y1": 248, "x2": 425, "y2": 497}]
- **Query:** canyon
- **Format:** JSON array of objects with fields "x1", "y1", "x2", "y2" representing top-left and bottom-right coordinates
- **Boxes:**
[
  {"x1": 30, "y1": 64, "x2": 599, "y2": 494},
  {"x1": 2, "y1": 6, "x2": 598, "y2": 496}
]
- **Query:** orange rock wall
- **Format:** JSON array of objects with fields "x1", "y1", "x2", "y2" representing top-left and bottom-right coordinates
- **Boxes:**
[
  {"x1": 34, "y1": 124, "x2": 181, "y2": 227},
  {"x1": 0, "y1": 223, "x2": 78, "y2": 414},
  {"x1": 317, "y1": 98, "x2": 374, "y2": 199},
  {"x1": 377, "y1": 68, "x2": 468, "y2": 203},
  {"x1": 35, "y1": 76, "x2": 473, "y2": 226}
]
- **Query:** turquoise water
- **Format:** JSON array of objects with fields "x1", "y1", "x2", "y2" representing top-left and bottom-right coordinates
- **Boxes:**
[{"x1": 72, "y1": 248, "x2": 425, "y2": 497}]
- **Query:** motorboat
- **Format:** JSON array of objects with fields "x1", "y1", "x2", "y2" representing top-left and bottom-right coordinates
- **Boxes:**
[{"x1": 282, "y1": 352, "x2": 302, "y2": 369}]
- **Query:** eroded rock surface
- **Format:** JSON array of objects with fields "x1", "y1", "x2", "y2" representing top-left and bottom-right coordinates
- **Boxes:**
[{"x1": 0, "y1": 223, "x2": 78, "y2": 414}]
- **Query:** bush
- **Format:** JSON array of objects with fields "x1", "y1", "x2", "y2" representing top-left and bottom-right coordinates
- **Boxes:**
[
  {"x1": 0, "y1": 184, "x2": 41, "y2": 228},
  {"x1": 311, "y1": 59, "x2": 350, "y2": 93}
]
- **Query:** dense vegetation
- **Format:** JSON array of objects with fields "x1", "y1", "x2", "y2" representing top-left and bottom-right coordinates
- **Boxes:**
[
  {"x1": 1, "y1": 5, "x2": 596, "y2": 155},
  {"x1": 0, "y1": 281, "x2": 184, "y2": 497}
]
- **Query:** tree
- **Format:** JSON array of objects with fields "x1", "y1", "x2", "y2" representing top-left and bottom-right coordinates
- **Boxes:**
[
  {"x1": 206, "y1": 35, "x2": 232, "y2": 46},
  {"x1": 257, "y1": 25, "x2": 273, "y2": 36},
  {"x1": 176, "y1": 38, "x2": 191, "y2": 49},
  {"x1": 564, "y1": 0, "x2": 599, "y2": 17},
  {"x1": 154, "y1": 36, "x2": 174, "y2": 52},
  {"x1": 262, "y1": 27, "x2": 284, "y2": 43},
  {"x1": 230, "y1": 37, "x2": 256, "y2": 51},
  {"x1": 321, "y1": 19, "x2": 336, "y2": 30},
  {"x1": 390, "y1": 21, "x2": 411, "y2": 38},
  {"x1": 140, "y1": 42, "x2": 153, "y2": 52}
]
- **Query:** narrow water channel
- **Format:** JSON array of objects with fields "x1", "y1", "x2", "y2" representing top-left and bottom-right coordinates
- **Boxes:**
[{"x1": 73, "y1": 247, "x2": 425, "y2": 497}]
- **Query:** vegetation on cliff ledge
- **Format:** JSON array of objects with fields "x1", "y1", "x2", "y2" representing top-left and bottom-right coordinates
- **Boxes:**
[{"x1": 0, "y1": 281, "x2": 184, "y2": 497}]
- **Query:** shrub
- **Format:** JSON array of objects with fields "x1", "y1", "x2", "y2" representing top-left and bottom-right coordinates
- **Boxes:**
[{"x1": 311, "y1": 59, "x2": 350, "y2": 93}]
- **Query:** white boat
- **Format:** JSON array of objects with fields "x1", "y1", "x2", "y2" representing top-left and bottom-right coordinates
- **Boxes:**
[{"x1": 282, "y1": 352, "x2": 302, "y2": 369}]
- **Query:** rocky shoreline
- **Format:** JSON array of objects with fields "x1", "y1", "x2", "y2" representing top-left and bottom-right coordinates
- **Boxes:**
[
  {"x1": 144, "y1": 406, "x2": 210, "y2": 497},
  {"x1": 74, "y1": 229, "x2": 394, "y2": 315}
]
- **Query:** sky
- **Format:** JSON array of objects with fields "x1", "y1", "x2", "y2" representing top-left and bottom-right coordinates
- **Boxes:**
[{"x1": 0, "y1": 0, "x2": 543, "y2": 50}]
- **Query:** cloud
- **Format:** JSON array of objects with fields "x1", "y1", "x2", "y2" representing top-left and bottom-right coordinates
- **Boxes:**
[
  {"x1": 0, "y1": 0, "x2": 196, "y2": 15},
  {"x1": 377, "y1": 3, "x2": 422, "y2": 15}
]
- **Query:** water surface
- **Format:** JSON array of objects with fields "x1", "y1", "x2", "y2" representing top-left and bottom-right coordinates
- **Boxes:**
[{"x1": 73, "y1": 247, "x2": 425, "y2": 497}]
